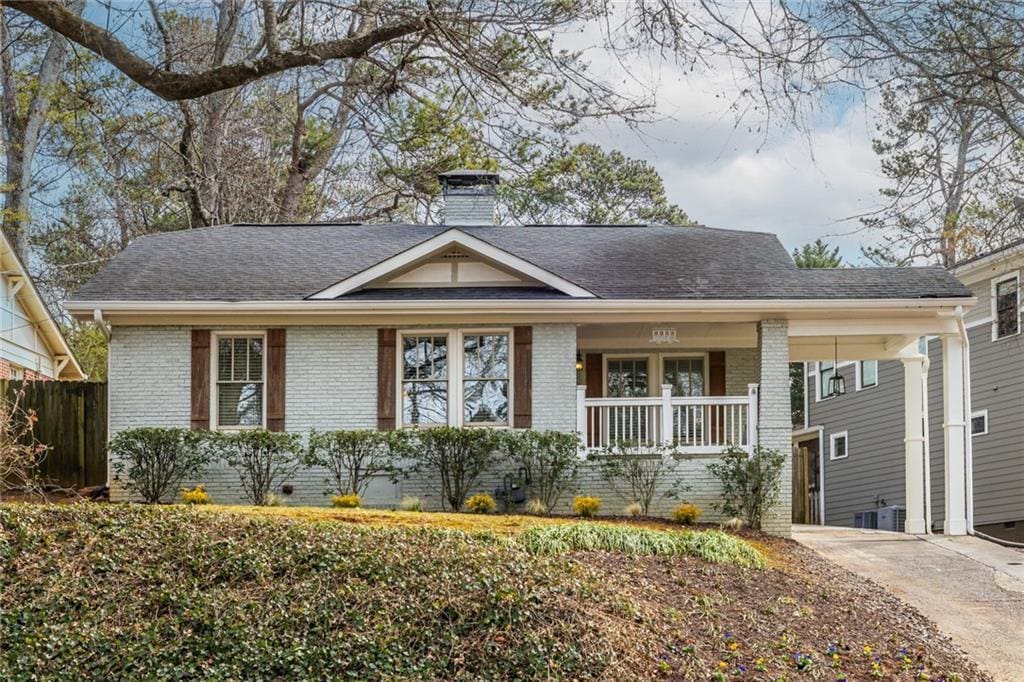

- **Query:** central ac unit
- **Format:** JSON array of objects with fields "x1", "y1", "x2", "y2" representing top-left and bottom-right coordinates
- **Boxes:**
[
  {"x1": 877, "y1": 505, "x2": 907, "y2": 533},
  {"x1": 853, "y1": 510, "x2": 878, "y2": 529}
]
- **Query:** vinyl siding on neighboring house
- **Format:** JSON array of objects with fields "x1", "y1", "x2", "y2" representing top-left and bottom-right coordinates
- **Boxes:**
[
  {"x1": 806, "y1": 265, "x2": 1024, "y2": 530},
  {"x1": 807, "y1": 361, "x2": 907, "y2": 527}
]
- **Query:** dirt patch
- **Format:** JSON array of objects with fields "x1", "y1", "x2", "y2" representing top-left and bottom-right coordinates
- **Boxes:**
[{"x1": 577, "y1": 534, "x2": 989, "y2": 680}]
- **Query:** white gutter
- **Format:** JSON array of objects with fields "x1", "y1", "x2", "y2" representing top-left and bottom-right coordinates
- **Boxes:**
[{"x1": 66, "y1": 296, "x2": 976, "y2": 316}]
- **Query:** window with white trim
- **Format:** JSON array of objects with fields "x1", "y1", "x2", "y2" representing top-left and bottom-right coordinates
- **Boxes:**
[
  {"x1": 215, "y1": 334, "x2": 265, "y2": 428},
  {"x1": 829, "y1": 431, "x2": 848, "y2": 460},
  {"x1": 462, "y1": 333, "x2": 509, "y2": 425},
  {"x1": 401, "y1": 334, "x2": 450, "y2": 426},
  {"x1": 399, "y1": 330, "x2": 511, "y2": 427},
  {"x1": 858, "y1": 360, "x2": 878, "y2": 389},
  {"x1": 663, "y1": 356, "x2": 705, "y2": 397},
  {"x1": 818, "y1": 361, "x2": 835, "y2": 400},
  {"x1": 993, "y1": 274, "x2": 1019, "y2": 339},
  {"x1": 970, "y1": 410, "x2": 988, "y2": 436},
  {"x1": 607, "y1": 357, "x2": 650, "y2": 398}
]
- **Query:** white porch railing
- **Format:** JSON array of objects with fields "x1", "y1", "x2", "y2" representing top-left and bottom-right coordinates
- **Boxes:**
[{"x1": 576, "y1": 383, "x2": 759, "y2": 454}]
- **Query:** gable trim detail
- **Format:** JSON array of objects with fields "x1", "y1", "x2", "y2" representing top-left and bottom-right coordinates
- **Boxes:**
[{"x1": 307, "y1": 229, "x2": 596, "y2": 299}]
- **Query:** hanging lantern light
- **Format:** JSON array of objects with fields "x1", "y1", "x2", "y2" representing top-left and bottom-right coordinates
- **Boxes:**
[
  {"x1": 828, "y1": 337, "x2": 846, "y2": 397},
  {"x1": 575, "y1": 351, "x2": 584, "y2": 372}
]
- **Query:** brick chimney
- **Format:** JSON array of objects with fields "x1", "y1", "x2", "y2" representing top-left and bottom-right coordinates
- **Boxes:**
[{"x1": 439, "y1": 169, "x2": 499, "y2": 225}]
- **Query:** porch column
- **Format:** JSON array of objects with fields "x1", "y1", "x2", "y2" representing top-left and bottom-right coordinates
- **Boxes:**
[
  {"x1": 901, "y1": 355, "x2": 927, "y2": 534},
  {"x1": 757, "y1": 319, "x2": 791, "y2": 537},
  {"x1": 576, "y1": 385, "x2": 587, "y2": 447},
  {"x1": 942, "y1": 335, "x2": 968, "y2": 536}
]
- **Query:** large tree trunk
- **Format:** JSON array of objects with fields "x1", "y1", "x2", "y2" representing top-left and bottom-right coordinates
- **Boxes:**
[{"x1": 0, "y1": 1, "x2": 83, "y2": 260}]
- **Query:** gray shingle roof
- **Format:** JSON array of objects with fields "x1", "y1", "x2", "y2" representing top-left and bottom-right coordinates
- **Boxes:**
[{"x1": 71, "y1": 223, "x2": 971, "y2": 302}]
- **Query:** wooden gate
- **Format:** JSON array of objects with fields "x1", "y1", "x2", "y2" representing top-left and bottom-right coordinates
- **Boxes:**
[{"x1": 2, "y1": 380, "x2": 107, "y2": 488}]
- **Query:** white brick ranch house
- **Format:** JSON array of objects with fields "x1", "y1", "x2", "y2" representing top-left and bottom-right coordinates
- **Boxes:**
[{"x1": 68, "y1": 171, "x2": 975, "y2": 537}]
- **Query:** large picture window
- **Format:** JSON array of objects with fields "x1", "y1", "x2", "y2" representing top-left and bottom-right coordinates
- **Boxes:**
[
  {"x1": 462, "y1": 333, "x2": 510, "y2": 424},
  {"x1": 994, "y1": 275, "x2": 1019, "y2": 340},
  {"x1": 401, "y1": 335, "x2": 449, "y2": 426},
  {"x1": 215, "y1": 334, "x2": 264, "y2": 428}
]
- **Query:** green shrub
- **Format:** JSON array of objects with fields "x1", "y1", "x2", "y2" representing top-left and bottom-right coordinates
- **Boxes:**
[
  {"x1": 465, "y1": 493, "x2": 497, "y2": 514},
  {"x1": 623, "y1": 502, "x2": 643, "y2": 517},
  {"x1": 593, "y1": 443, "x2": 686, "y2": 516},
  {"x1": 672, "y1": 503, "x2": 701, "y2": 525},
  {"x1": 408, "y1": 427, "x2": 499, "y2": 511},
  {"x1": 519, "y1": 523, "x2": 764, "y2": 568},
  {"x1": 210, "y1": 429, "x2": 302, "y2": 506},
  {"x1": 305, "y1": 429, "x2": 407, "y2": 497},
  {"x1": 398, "y1": 496, "x2": 423, "y2": 512},
  {"x1": 181, "y1": 485, "x2": 211, "y2": 505},
  {"x1": 706, "y1": 445, "x2": 787, "y2": 530},
  {"x1": 331, "y1": 493, "x2": 361, "y2": 508},
  {"x1": 109, "y1": 428, "x2": 211, "y2": 503},
  {"x1": 500, "y1": 429, "x2": 581, "y2": 511},
  {"x1": 573, "y1": 495, "x2": 601, "y2": 517}
]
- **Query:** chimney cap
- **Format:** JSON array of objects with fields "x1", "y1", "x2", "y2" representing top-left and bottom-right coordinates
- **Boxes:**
[{"x1": 438, "y1": 169, "x2": 500, "y2": 190}]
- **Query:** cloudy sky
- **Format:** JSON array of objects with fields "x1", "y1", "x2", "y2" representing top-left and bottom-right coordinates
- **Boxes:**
[{"x1": 573, "y1": 33, "x2": 884, "y2": 265}]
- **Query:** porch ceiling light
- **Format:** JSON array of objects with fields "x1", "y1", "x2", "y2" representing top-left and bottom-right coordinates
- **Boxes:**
[
  {"x1": 828, "y1": 337, "x2": 846, "y2": 398},
  {"x1": 575, "y1": 351, "x2": 584, "y2": 372}
]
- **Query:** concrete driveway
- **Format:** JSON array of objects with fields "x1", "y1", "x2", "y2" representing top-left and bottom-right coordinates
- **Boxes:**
[{"x1": 794, "y1": 525, "x2": 1024, "y2": 681}]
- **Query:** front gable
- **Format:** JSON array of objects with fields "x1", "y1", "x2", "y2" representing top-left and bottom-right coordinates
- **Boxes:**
[{"x1": 308, "y1": 229, "x2": 596, "y2": 299}]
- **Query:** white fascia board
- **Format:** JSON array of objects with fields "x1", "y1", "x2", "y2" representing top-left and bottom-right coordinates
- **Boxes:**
[
  {"x1": 68, "y1": 296, "x2": 974, "y2": 318},
  {"x1": 953, "y1": 244, "x2": 1024, "y2": 282},
  {"x1": 307, "y1": 228, "x2": 596, "y2": 299}
]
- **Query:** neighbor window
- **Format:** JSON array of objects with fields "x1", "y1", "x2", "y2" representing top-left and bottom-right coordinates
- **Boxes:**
[
  {"x1": 663, "y1": 356, "x2": 705, "y2": 397},
  {"x1": 462, "y1": 333, "x2": 509, "y2": 425},
  {"x1": 830, "y1": 431, "x2": 848, "y2": 460},
  {"x1": 994, "y1": 275, "x2": 1020, "y2": 339},
  {"x1": 215, "y1": 334, "x2": 264, "y2": 428},
  {"x1": 607, "y1": 358, "x2": 650, "y2": 397},
  {"x1": 818, "y1": 361, "x2": 835, "y2": 400},
  {"x1": 858, "y1": 360, "x2": 878, "y2": 389},
  {"x1": 401, "y1": 334, "x2": 450, "y2": 426},
  {"x1": 971, "y1": 410, "x2": 988, "y2": 436}
]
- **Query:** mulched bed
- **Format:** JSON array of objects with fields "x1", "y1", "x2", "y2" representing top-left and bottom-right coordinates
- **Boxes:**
[{"x1": 574, "y1": 533, "x2": 990, "y2": 680}]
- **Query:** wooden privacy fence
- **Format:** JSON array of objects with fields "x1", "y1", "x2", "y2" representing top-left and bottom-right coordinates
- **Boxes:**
[{"x1": 2, "y1": 380, "x2": 107, "y2": 489}]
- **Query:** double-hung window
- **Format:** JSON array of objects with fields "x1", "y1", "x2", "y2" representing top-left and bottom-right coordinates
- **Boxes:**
[
  {"x1": 401, "y1": 335, "x2": 450, "y2": 426},
  {"x1": 830, "y1": 431, "x2": 848, "y2": 460},
  {"x1": 818, "y1": 361, "x2": 835, "y2": 400},
  {"x1": 663, "y1": 356, "x2": 705, "y2": 397},
  {"x1": 215, "y1": 334, "x2": 265, "y2": 428},
  {"x1": 399, "y1": 330, "x2": 511, "y2": 427},
  {"x1": 462, "y1": 333, "x2": 509, "y2": 425},
  {"x1": 858, "y1": 360, "x2": 878, "y2": 390},
  {"x1": 993, "y1": 275, "x2": 1020, "y2": 340}
]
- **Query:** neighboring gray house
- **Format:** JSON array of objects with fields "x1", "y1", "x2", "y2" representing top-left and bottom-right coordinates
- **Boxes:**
[
  {"x1": 67, "y1": 170, "x2": 975, "y2": 537},
  {"x1": 799, "y1": 242, "x2": 1024, "y2": 541}
]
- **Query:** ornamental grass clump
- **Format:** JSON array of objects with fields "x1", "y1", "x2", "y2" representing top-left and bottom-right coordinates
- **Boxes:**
[
  {"x1": 519, "y1": 524, "x2": 764, "y2": 568},
  {"x1": 331, "y1": 493, "x2": 361, "y2": 508},
  {"x1": 573, "y1": 496, "x2": 601, "y2": 517},
  {"x1": 398, "y1": 496, "x2": 423, "y2": 512},
  {"x1": 465, "y1": 493, "x2": 497, "y2": 514}
]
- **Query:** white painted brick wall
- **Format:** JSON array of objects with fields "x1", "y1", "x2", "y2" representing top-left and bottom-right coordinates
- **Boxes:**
[{"x1": 757, "y1": 319, "x2": 792, "y2": 536}]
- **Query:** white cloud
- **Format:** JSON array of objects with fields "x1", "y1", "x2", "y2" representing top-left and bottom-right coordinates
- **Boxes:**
[{"x1": 566, "y1": 32, "x2": 886, "y2": 264}]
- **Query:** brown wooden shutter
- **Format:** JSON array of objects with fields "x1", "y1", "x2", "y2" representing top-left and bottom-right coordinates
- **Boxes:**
[
  {"x1": 584, "y1": 352, "x2": 603, "y2": 444},
  {"x1": 708, "y1": 351, "x2": 726, "y2": 396},
  {"x1": 513, "y1": 326, "x2": 532, "y2": 428},
  {"x1": 708, "y1": 350, "x2": 726, "y2": 441},
  {"x1": 190, "y1": 329, "x2": 211, "y2": 430},
  {"x1": 377, "y1": 329, "x2": 396, "y2": 430},
  {"x1": 266, "y1": 329, "x2": 286, "y2": 432}
]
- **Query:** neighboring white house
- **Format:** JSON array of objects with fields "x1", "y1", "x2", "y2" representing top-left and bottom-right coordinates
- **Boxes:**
[
  {"x1": 67, "y1": 170, "x2": 976, "y2": 537},
  {"x1": 0, "y1": 230, "x2": 83, "y2": 381}
]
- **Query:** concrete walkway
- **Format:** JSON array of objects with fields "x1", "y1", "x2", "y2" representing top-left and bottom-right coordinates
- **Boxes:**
[{"x1": 794, "y1": 525, "x2": 1024, "y2": 682}]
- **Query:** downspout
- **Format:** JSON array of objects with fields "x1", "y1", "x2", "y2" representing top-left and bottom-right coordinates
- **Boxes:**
[
  {"x1": 93, "y1": 308, "x2": 111, "y2": 341},
  {"x1": 921, "y1": 355, "x2": 932, "y2": 534}
]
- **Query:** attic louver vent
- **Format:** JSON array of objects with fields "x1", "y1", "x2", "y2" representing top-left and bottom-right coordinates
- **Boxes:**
[{"x1": 441, "y1": 248, "x2": 470, "y2": 260}]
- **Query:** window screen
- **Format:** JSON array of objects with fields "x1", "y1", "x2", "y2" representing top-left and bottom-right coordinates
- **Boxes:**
[{"x1": 216, "y1": 336, "x2": 264, "y2": 427}]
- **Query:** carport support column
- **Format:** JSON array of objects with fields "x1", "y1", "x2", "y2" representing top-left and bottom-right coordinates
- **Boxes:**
[
  {"x1": 901, "y1": 356, "x2": 927, "y2": 534},
  {"x1": 757, "y1": 319, "x2": 791, "y2": 537},
  {"x1": 942, "y1": 335, "x2": 969, "y2": 536}
]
